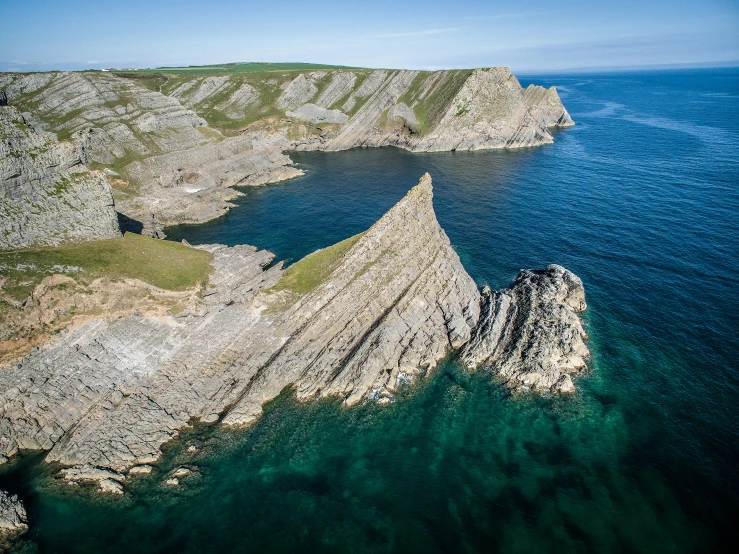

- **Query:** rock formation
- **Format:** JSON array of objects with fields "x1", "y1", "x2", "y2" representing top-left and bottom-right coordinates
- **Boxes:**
[
  {"x1": 0, "y1": 71, "x2": 303, "y2": 234},
  {"x1": 0, "y1": 105, "x2": 121, "y2": 249},
  {"x1": 0, "y1": 490, "x2": 27, "y2": 546},
  {"x1": 522, "y1": 84, "x2": 575, "y2": 128},
  {"x1": 0, "y1": 174, "x2": 589, "y2": 488},
  {"x1": 224, "y1": 173, "x2": 481, "y2": 424},
  {"x1": 318, "y1": 68, "x2": 560, "y2": 152},
  {"x1": 0, "y1": 67, "x2": 574, "y2": 231},
  {"x1": 460, "y1": 266, "x2": 588, "y2": 394}
]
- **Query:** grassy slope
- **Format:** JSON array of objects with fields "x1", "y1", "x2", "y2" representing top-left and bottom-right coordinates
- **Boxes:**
[
  {"x1": 133, "y1": 62, "x2": 364, "y2": 74},
  {"x1": 0, "y1": 233, "x2": 212, "y2": 300},
  {"x1": 269, "y1": 233, "x2": 364, "y2": 296},
  {"x1": 145, "y1": 68, "x2": 377, "y2": 134},
  {"x1": 396, "y1": 70, "x2": 474, "y2": 134}
]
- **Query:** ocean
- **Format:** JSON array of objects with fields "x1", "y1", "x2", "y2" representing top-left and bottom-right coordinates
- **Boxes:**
[{"x1": 3, "y1": 68, "x2": 738, "y2": 553}]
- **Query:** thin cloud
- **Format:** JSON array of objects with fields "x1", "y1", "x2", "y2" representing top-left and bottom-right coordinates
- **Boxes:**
[
  {"x1": 463, "y1": 12, "x2": 548, "y2": 21},
  {"x1": 368, "y1": 27, "x2": 465, "y2": 39}
]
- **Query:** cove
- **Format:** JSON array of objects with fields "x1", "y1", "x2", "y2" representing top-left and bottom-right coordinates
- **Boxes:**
[{"x1": 2, "y1": 69, "x2": 738, "y2": 552}]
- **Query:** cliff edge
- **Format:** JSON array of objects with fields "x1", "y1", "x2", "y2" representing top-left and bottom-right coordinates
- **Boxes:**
[
  {"x1": 0, "y1": 67, "x2": 574, "y2": 232},
  {"x1": 0, "y1": 174, "x2": 588, "y2": 491},
  {"x1": 0, "y1": 105, "x2": 120, "y2": 249}
]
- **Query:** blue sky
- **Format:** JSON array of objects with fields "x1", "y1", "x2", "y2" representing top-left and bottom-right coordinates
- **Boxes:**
[{"x1": 1, "y1": 0, "x2": 737, "y2": 71}]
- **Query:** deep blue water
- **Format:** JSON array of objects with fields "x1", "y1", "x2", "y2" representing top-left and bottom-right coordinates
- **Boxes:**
[{"x1": 3, "y1": 69, "x2": 739, "y2": 553}]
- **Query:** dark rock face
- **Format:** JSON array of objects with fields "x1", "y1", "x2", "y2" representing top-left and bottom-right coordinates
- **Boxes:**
[{"x1": 0, "y1": 490, "x2": 27, "y2": 547}]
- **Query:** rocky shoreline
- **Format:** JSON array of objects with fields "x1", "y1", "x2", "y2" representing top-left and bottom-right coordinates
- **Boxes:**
[
  {"x1": 0, "y1": 175, "x2": 589, "y2": 493},
  {"x1": 1, "y1": 67, "x2": 573, "y2": 239}
]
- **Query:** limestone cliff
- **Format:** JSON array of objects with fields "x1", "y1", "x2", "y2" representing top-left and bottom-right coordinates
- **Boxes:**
[
  {"x1": 0, "y1": 105, "x2": 120, "y2": 249},
  {"x1": 319, "y1": 68, "x2": 559, "y2": 152},
  {"x1": 0, "y1": 174, "x2": 588, "y2": 489},
  {"x1": 0, "y1": 72, "x2": 303, "y2": 233},
  {"x1": 0, "y1": 67, "x2": 573, "y2": 231},
  {"x1": 224, "y1": 173, "x2": 481, "y2": 425}
]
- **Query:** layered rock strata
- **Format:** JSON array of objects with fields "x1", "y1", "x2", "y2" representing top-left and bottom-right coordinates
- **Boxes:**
[
  {"x1": 0, "y1": 67, "x2": 573, "y2": 231},
  {"x1": 0, "y1": 174, "x2": 588, "y2": 488},
  {"x1": 318, "y1": 68, "x2": 559, "y2": 152},
  {"x1": 0, "y1": 105, "x2": 121, "y2": 249},
  {"x1": 0, "y1": 72, "x2": 303, "y2": 233},
  {"x1": 522, "y1": 84, "x2": 575, "y2": 128},
  {"x1": 460, "y1": 265, "x2": 588, "y2": 393},
  {"x1": 224, "y1": 173, "x2": 481, "y2": 424}
]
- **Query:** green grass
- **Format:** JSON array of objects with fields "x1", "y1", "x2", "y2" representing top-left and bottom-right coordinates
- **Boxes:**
[
  {"x1": 396, "y1": 70, "x2": 473, "y2": 135},
  {"x1": 268, "y1": 233, "x2": 364, "y2": 296},
  {"x1": 134, "y1": 62, "x2": 364, "y2": 75},
  {"x1": 0, "y1": 233, "x2": 212, "y2": 295},
  {"x1": 111, "y1": 72, "x2": 169, "y2": 92}
]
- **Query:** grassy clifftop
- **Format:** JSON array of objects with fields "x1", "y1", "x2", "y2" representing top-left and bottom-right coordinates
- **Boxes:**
[{"x1": 0, "y1": 233, "x2": 212, "y2": 301}]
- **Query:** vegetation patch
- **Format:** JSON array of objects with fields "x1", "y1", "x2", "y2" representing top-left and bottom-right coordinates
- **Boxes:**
[
  {"x1": 112, "y1": 71, "x2": 169, "y2": 92},
  {"x1": 134, "y1": 62, "x2": 363, "y2": 75},
  {"x1": 396, "y1": 70, "x2": 473, "y2": 134},
  {"x1": 268, "y1": 233, "x2": 364, "y2": 296},
  {"x1": 0, "y1": 233, "x2": 212, "y2": 293}
]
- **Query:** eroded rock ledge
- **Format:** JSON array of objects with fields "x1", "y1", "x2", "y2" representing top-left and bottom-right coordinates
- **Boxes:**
[{"x1": 0, "y1": 174, "x2": 588, "y2": 490}]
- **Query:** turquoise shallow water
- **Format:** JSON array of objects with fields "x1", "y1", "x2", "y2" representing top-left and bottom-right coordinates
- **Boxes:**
[{"x1": 3, "y1": 69, "x2": 739, "y2": 552}]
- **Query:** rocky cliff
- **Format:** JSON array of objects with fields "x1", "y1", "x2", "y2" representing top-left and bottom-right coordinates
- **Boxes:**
[
  {"x1": 224, "y1": 173, "x2": 481, "y2": 425},
  {"x1": 0, "y1": 174, "x2": 588, "y2": 491},
  {"x1": 0, "y1": 71, "x2": 303, "y2": 234},
  {"x1": 0, "y1": 67, "x2": 573, "y2": 232},
  {"x1": 0, "y1": 105, "x2": 121, "y2": 249}
]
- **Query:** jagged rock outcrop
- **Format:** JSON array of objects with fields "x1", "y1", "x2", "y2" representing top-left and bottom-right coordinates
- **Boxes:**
[
  {"x1": 461, "y1": 265, "x2": 588, "y2": 394},
  {"x1": 0, "y1": 105, "x2": 121, "y2": 249},
  {"x1": 523, "y1": 84, "x2": 575, "y2": 128},
  {"x1": 224, "y1": 173, "x2": 481, "y2": 424},
  {"x1": 0, "y1": 174, "x2": 588, "y2": 488},
  {"x1": 0, "y1": 490, "x2": 27, "y2": 543}
]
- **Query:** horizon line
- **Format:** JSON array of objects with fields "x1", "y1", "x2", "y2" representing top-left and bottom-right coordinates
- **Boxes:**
[{"x1": 1, "y1": 59, "x2": 738, "y2": 74}]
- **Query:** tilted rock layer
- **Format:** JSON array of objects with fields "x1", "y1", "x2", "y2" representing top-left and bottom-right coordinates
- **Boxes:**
[
  {"x1": 0, "y1": 175, "x2": 588, "y2": 487},
  {"x1": 0, "y1": 105, "x2": 121, "y2": 249},
  {"x1": 1, "y1": 67, "x2": 573, "y2": 230},
  {"x1": 224, "y1": 173, "x2": 481, "y2": 425},
  {"x1": 461, "y1": 265, "x2": 588, "y2": 394}
]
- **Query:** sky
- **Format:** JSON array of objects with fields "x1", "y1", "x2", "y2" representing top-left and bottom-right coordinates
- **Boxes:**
[{"x1": 1, "y1": 0, "x2": 738, "y2": 72}]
